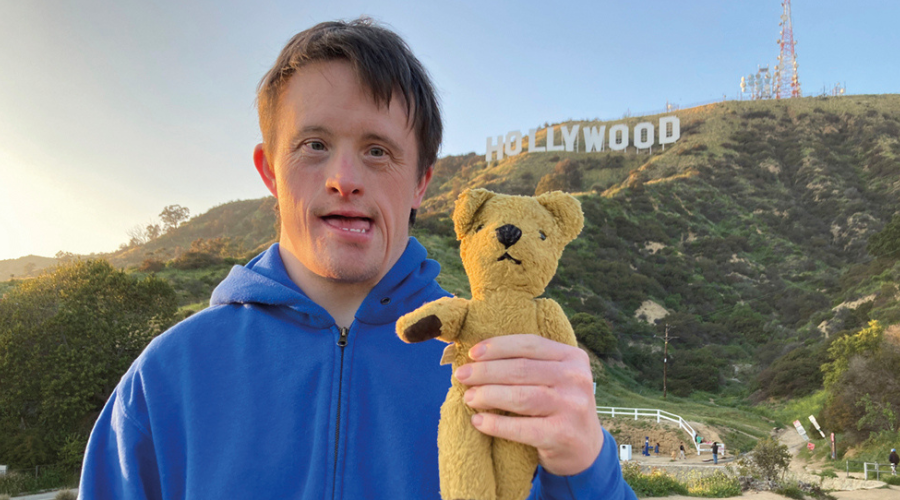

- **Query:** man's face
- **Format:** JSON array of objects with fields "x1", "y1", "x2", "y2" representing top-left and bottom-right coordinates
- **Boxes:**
[{"x1": 255, "y1": 60, "x2": 431, "y2": 286}]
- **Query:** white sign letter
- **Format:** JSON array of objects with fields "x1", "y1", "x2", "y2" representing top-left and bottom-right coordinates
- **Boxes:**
[
  {"x1": 583, "y1": 126, "x2": 606, "y2": 152},
  {"x1": 634, "y1": 122, "x2": 654, "y2": 149},
  {"x1": 528, "y1": 128, "x2": 545, "y2": 153},
  {"x1": 546, "y1": 126, "x2": 565, "y2": 152},
  {"x1": 485, "y1": 135, "x2": 504, "y2": 162},
  {"x1": 659, "y1": 116, "x2": 680, "y2": 145},
  {"x1": 609, "y1": 124, "x2": 629, "y2": 151},
  {"x1": 561, "y1": 124, "x2": 580, "y2": 152},
  {"x1": 505, "y1": 130, "x2": 523, "y2": 157}
]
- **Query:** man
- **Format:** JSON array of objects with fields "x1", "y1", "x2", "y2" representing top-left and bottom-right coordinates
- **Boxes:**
[
  {"x1": 712, "y1": 441, "x2": 719, "y2": 465},
  {"x1": 78, "y1": 19, "x2": 635, "y2": 499},
  {"x1": 679, "y1": 442, "x2": 685, "y2": 460},
  {"x1": 890, "y1": 448, "x2": 899, "y2": 476}
]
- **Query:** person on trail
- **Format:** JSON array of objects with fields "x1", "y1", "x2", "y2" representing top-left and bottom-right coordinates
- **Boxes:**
[
  {"x1": 890, "y1": 448, "x2": 899, "y2": 476},
  {"x1": 712, "y1": 441, "x2": 719, "y2": 465},
  {"x1": 679, "y1": 442, "x2": 685, "y2": 460}
]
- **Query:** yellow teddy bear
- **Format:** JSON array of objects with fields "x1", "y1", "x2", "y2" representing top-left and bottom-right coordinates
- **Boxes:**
[{"x1": 397, "y1": 188, "x2": 585, "y2": 500}]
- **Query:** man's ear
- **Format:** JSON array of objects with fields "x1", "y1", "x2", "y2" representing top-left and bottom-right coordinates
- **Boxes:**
[
  {"x1": 412, "y1": 165, "x2": 434, "y2": 209},
  {"x1": 452, "y1": 188, "x2": 495, "y2": 240},
  {"x1": 254, "y1": 143, "x2": 278, "y2": 198},
  {"x1": 536, "y1": 191, "x2": 584, "y2": 244}
]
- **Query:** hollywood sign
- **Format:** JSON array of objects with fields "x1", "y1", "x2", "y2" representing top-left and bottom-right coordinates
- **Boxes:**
[{"x1": 485, "y1": 115, "x2": 681, "y2": 162}]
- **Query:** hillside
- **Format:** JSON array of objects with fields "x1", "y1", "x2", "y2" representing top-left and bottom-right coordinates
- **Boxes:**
[
  {"x1": 0, "y1": 255, "x2": 58, "y2": 280},
  {"x1": 7, "y1": 94, "x2": 899, "y2": 401},
  {"x1": 414, "y1": 94, "x2": 900, "y2": 399}
]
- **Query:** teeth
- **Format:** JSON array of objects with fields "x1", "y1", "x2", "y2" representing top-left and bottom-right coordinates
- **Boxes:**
[{"x1": 341, "y1": 228, "x2": 367, "y2": 233}]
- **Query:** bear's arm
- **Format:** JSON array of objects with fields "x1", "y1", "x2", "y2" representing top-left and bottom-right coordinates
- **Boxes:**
[
  {"x1": 396, "y1": 296, "x2": 469, "y2": 344},
  {"x1": 535, "y1": 298, "x2": 578, "y2": 347}
]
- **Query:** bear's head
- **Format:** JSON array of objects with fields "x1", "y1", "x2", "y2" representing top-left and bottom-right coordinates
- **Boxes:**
[{"x1": 452, "y1": 188, "x2": 584, "y2": 299}]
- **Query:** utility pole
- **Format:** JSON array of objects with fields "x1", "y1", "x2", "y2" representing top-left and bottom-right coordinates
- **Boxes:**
[{"x1": 663, "y1": 324, "x2": 669, "y2": 399}]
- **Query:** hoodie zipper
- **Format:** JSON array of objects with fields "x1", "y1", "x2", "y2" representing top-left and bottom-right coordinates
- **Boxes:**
[{"x1": 332, "y1": 326, "x2": 349, "y2": 500}]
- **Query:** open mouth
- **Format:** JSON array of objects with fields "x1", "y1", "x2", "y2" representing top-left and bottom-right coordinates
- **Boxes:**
[
  {"x1": 497, "y1": 252, "x2": 522, "y2": 265},
  {"x1": 322, "y1": 215, "x2": 374, "y2": 234}
]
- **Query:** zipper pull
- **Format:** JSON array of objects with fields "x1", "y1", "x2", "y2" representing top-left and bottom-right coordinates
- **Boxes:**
[{"x1": 337, "y1": 327, "x2": 349, "y2": 347}]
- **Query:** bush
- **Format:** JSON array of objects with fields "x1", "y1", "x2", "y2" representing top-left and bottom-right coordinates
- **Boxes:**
[
  {"x1": 817, "y1": 468, "x2": 838, "y2": 478},
  {"x1": 773, "y1": 484, "x2": 805, "y2": 500},
  {"x1": 138, "y1": 258, "x2": 165, "y2": 272},
  {"x1": 621, "y1": 462, "x2": 688, "y2": 497},
  {"x1": 686, "y1": 470, "x2": 742, "y2": 497},
  {"x1": 54, "y1": 490, "x2": 77, "y2": 500},
  {"x1": 0, "y1": 466, "x2": 75, "y2": 497},
  {"x1": 747, "y1": 438, "x2": 791, "y2": 481},
  {"x1": 885, "y1": 475, "x2": 900, "y2": 486}
]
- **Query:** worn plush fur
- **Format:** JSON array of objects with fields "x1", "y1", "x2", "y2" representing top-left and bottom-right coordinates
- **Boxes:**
[{"x1": 397, "y1": 188, "x2": 585, "y2": 500}]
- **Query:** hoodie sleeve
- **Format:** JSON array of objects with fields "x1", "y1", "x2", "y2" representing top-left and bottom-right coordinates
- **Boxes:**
[
  {"x1": 528, "y1": 428, "x2": 637, "y2": 500},
  {"x1": 78, "y1": 388, "x2": 163, "y2": 500}
]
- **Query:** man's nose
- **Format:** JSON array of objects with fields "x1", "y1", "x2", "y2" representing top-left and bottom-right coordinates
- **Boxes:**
[{"x1": 324, "y1": 151, "x2": 365, "y2": 197}]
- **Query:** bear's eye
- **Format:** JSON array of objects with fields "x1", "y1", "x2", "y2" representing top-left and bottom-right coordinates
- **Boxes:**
[
  {"x1": 475, "y1": 224, "x2": 484, "y2": 233},
  {"x1": 539, "y1": 230, "x2": 547, "y2": 241}
]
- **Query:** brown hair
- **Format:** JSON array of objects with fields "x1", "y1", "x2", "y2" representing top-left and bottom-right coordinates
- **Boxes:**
[{"x1": 257, "y1": 17, "x2": 442, "y2": 179}]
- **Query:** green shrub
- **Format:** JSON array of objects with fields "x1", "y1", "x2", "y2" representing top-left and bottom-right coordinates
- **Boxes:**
[
  {"x1": 748, "y1": 437, "x2": 792, "y2": 481},
  {"x1": 885, "y1": 475, "x2": 900, "y2": 486},
  {"x1": 0, "y1": 466, "x2": 75, "y2": 496},
  {"x1": 54, "y1": 490, "x2": 77, "y2": 500},
  {"x1": 773, "y1": 484, "x2": 805, "y2": 500},
  {"x1": 686, "y1": 470, "x2": 742, "y2": 497},
  {"x1": 817, "y1": 468, "x2": 838, "y2": 478},
  {"x1": 621, "y1": 462, "x2": 688, "y2": 497}
]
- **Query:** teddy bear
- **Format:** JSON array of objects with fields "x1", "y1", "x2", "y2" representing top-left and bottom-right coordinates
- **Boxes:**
[{"x1": 396, "y1": 188, "x2": 585, "y2": 500}]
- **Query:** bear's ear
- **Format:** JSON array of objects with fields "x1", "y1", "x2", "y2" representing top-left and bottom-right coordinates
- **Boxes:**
[
  {"x1": 453, "y1": 188, "x2": 495, "y2": 239},
  {"x1": 537, "y1": 190, "x2": 584, "y2": 244}
]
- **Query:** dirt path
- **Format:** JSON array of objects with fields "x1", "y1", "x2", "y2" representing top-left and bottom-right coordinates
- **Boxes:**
[{"x1": 645, "y1": 486, "x2": 900, "y2": 500}]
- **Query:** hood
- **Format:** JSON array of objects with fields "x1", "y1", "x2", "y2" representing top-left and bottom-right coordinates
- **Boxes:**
[{"x1": 210, "y1": 239, "x2": 443, "y2": 328}]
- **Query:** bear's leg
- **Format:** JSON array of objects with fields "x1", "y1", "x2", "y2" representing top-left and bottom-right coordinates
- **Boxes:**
[
  {"x1": 492, "y1": 437, "x2": 538, "y2": 500},
  {"x1": 439, "y1": 388, "x2": 495, "y2": 500}
]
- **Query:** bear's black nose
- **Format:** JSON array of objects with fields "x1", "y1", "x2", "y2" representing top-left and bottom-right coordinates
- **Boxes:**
[{"x1": 496, "y1": 224, "x2": 522, "y2": 248}]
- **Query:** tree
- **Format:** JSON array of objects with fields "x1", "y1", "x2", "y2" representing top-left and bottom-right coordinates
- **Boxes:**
[
  {"x1": 126, "y1": 224, "x2": 149, "y2": 246},
  {"x1": 820, "y1": 333, "x2": 900, "y2": 440},
  {"x1": 535, "y1": 159, "x2": 584, "y2": 195},
  {"x1": 747, "y1": 438, "x2": 791, "y2": 481},
  {"x1": 867, "y1": 214, "x2": 900, "y2": 259},
  {"x1": 159, "y1": 204, "x2": 191, "y2": 233},
  {"x1": 0, "y1": 259, "x2": 177, "y2": 467},
  {"x1": 821, "y1": 320, "x2": 883, "y2": 389},
  {"x1": 569, "y1": 312, "x2": 617, "y2": 357}
]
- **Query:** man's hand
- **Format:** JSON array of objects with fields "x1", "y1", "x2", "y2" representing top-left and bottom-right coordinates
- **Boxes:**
[{"x1": 453, "y1": 334, "x2": 603, "y2": 476}]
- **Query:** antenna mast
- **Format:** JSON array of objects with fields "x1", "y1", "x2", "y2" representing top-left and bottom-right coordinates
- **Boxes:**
[{"x1": 774, "y1": 0, "x2": 801, "y2": 98}]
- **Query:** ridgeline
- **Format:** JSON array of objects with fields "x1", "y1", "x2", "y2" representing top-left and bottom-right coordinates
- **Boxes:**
[{"x1": 3, "y1": 94, "x2": 900, "y2": 466}]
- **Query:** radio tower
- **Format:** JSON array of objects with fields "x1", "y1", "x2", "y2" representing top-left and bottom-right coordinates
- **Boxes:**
[{"x1": 773, "y1": 0, "x2": 801, "y2": 98}]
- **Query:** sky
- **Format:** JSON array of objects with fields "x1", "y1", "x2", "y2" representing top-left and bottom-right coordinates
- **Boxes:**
[{"x1": 0, "y1": 0, "x2": 898, "y2": 261}]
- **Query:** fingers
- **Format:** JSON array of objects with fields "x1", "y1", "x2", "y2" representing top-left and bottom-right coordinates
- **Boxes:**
[
  {"x1": 471, "y1": 412, "x2": 552, "y2": 450},
  {"x1": 456, "y1": 358, "x2": 576, "y2": 386},
  {"x1": 468, "y1": 334, "x2": 572, "y2": 362},
  {"x1": 464, "y1": 384, "x2": 558, "y2": 416},
  {"x1": 471, "y1": 411, "x2": 604, "y2": 476}
]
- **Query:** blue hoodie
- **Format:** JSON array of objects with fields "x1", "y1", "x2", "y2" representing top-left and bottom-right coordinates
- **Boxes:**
[{"x1": 79, "y1": 240, "x2": 635, "y2": 500}]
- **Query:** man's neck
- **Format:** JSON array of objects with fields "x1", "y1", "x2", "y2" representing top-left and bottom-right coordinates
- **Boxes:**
[{"x1": 277, "y1": 246, "x2": 375, "y2": 329}]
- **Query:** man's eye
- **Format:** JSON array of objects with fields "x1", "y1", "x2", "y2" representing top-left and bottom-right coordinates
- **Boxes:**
[
  {"x1": 307, "y1": 141, "x2": 325, "y2": 151},
  {"x1": 369, "y1": 147, "x2": 386, "y2": 157}
]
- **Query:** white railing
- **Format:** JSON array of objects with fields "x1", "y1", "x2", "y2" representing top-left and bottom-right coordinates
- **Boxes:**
[{"x1": 597, "y1": 406, "x2": 720, "y2": 456}]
